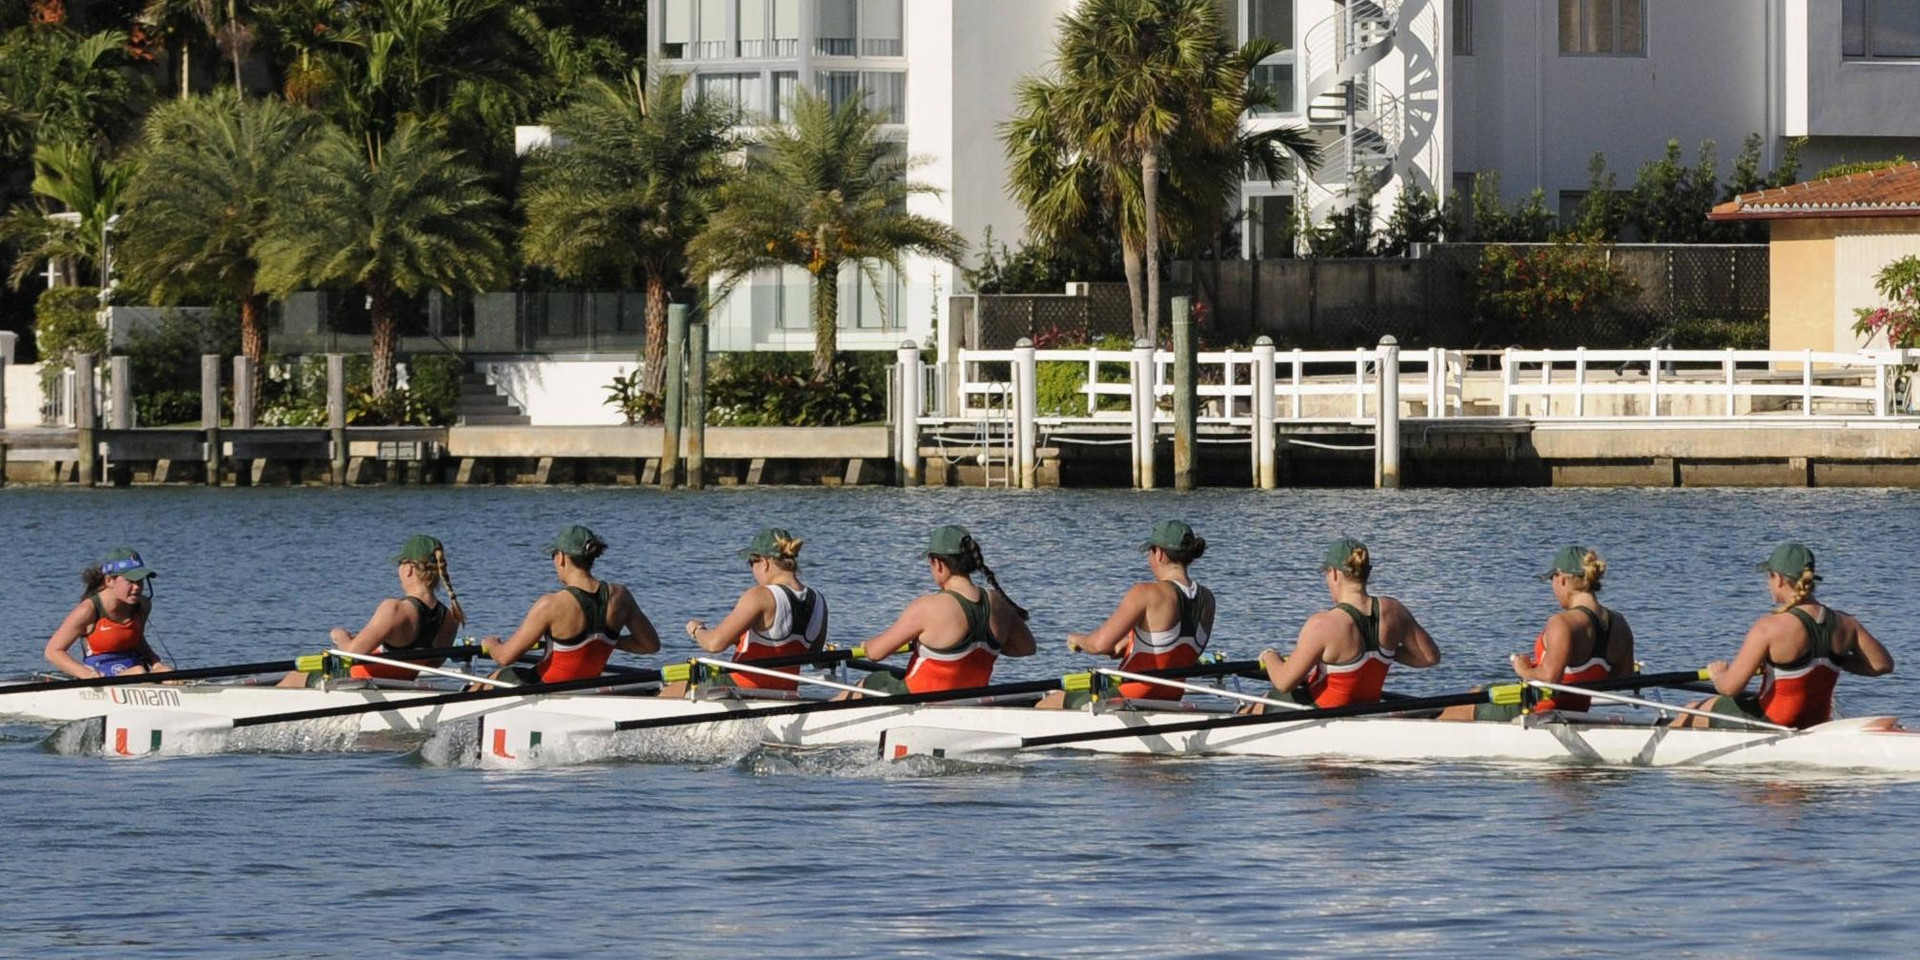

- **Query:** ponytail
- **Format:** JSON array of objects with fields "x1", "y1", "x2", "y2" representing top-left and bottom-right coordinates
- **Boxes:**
[
  {"x1": 766, "y1": 533, "x2": 804, "y2": 572},
  {"x1": 79, "y1": 565, "x2": 105, "y2": 599},
  {"x1": 1775, "y1": 566, "x2": 1818, "y2": 613},
  {"x1": 1574, "y1": 550, "x2": 1606, "y2": 594},
  {"x1": 1159, "y1": 534, "x2": 1208, "y2": 566},
  {"x1": 966, "y1": 536, "x2": 1029, "y2": 622},
  {"x1": 1340, "y1": 545, "x2": 1371, "y2": 584},
  {"x1": 435, "y1": 543, "x2": 467, "y2": 627}
]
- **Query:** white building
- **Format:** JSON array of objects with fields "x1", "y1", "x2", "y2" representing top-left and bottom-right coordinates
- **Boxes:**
[{"x1": 653, "y1": 0, "x2": 1920, "y2": 349}]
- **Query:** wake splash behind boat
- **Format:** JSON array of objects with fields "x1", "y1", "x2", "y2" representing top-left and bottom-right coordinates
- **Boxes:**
[
  {"x1": 42, "y1": 712, "x2": 370, "y2": 758},
  {"x1": 417, "y1": 713, "x2": 769, "y2": 770}
]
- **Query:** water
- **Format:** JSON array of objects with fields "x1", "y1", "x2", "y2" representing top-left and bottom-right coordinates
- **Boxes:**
[{"x1": 2, "y1": 485, "x2": 1917, "y2": 958}]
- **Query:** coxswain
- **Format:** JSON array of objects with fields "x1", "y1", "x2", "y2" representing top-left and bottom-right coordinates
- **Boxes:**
[{"x1": 45, "y1": 548, "x2": 171, "y2": 679}]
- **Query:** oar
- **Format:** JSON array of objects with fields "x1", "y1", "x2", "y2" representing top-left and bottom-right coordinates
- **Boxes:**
[
  {"x1": 1091, "y1": 667, "x2": 1309, "y2": 711},
  {"x1": 1523, "y1": 678, "x2": 1798, "y2": 733},
  {"x1": 2, "y1": 646, "x2": 487, "y2": 696},
  {"x1": 311, "y1": 648, "x2": 519, "y2": 688},
  {"x1": 881, "y1": 669, "x2": 1713, "y2": 758}
]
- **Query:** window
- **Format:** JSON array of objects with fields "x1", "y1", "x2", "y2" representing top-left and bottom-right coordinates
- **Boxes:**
[
  {"x1": 815, "y1": 0, "x2": 856, "y2": 56},
  {"x1": 1248, "y1": 0, "x2": 1294, "y2": 114},
  {"x1": 697, "y1": 72, "x2": 762, "y2": 113},
  {"x1": 1249, "y1": 0, "x2": 1291, "y2": 45},
  {"x1": 697, "y1": 0, "x2": 728, "y2": 59},
  {"x1": 663, "y1": 0, "x2": 692, "y2": 59},
  {"x1": 1845, "y1": 0, "x2": 1920, "y2": 59},
  {"x1": 864, "y1": 71, "x2": 905, "y2": 123},
  {"x1": 1251, "y1": 57, "x2": 1296, "y2": 114},
  {"x1": 737, "y1": 0, "x2": 765, "y2": 57},
  {"x1": 772, "y1": 71, "x2": 799, "y2": 121},
  {"x1": 860, "y1": 0, "x2": 903, "y2": 56},
  {"x1": 770, "y1": 0, "x2": 799, "y2": 56},
  {"x1": 1453, "y1": 0, "x2": 1473, "y2": 55},
  {"x1": 1558, "y1": 0, "x2": 1644, "y2": 56}
]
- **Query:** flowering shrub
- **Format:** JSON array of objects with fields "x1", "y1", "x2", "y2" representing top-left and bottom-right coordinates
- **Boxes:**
[
  {"x1": 1474, "y1": 240, "x2": 1642, "y2": 346},
  {"x1": 1852, "y1": 256, "x2": 1920, "y2": 349}
]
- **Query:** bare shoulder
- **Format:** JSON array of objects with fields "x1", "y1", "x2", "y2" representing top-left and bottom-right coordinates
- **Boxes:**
[
  {"x1": 1376, "y1": 595, "x2": 1414, "y2": 622},
  {"x1": 1302, "y1": 608, "x2": 1351, "y2": 635}
]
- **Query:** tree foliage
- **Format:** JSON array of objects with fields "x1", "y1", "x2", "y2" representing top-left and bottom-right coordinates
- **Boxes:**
[{"x1": 1852, "y1": 255, "x2": 1920, "y2": 349}]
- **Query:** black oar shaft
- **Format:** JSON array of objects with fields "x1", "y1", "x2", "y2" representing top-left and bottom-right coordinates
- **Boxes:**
[
  {"x1": 610, "y1": 677, "x2": 1065, "y2": 732},
  {"x1": 2, "y1": 646, "x2": 485, "y2": 696},
  {"x1": 1017, "y1": 670, "x2": 1708, "y2": 749}
]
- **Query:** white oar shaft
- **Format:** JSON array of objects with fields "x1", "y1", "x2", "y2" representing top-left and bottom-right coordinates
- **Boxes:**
[
  {"x1": 1525, "y1": 679, "x2": 1797, "y2": 734},
  {"x1": 327, "y1": 649, "x2": 516, "y2": 689},
  {"x1": 1094, "y1": 668, "x2": 1310, "y2": 711},
  {"x1": 691, "y1": 657, "x2": 869, "y2": 696}
]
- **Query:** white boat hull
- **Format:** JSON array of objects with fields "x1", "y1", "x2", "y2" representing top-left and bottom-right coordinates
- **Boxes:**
[{"x1": 8, "y1": 681, "x2": 1919, "y2": 773}]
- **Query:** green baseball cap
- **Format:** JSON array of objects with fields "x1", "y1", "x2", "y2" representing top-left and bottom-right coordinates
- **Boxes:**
[
  {"x1": 101, "y1": 547, "x2": 155, "y2": 582},
  {"x1": 1758, "y1": 541, "x2": 1819, "y2": 579},
  {"x1": 546, "y1": 524, "x2": 605, "y2": 558},
  {"x1": 926, "y1": 524, "x2": 973, "y2": 558},
  {"x1": 739, "y1": 527, "x2": 793, "y2": 560},
  {"x1": 1142, "y1": 520, "x2": 1197, "y2": 552},
  {"x1": 1321, "y1": 537, "x2": 1367, "y2": 571},
  {"x1": 394, "y1": 534, "x2": 441, "y2": 564},
  {"x1": 1539, "y1": 545, "x2": 1589, "y2": 581}
]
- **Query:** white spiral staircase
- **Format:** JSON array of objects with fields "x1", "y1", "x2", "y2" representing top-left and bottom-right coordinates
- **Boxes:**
[{"x1": 1295, "y1": 0, "x2": 1406, "y2": 224}]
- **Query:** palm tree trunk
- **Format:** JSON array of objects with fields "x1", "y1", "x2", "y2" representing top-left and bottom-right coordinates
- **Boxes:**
[
  {"x1": 641, "y1": 274, "x2": 668, "y2": 398},
  {"x1": 239, "y1": 291, "x2": 266, "y2": 411},
  {"x1": 227, "y1": 0, "x2": 242, "y2": 97},
  {"x1": 1142, "y1": 146, "x2": 1163, "y2": 348},
  {"x1": 178, "y1": 41, "x2": 190, "y2": 99},
  {"x1": 369, "y1": 284, "x2": 397, "y2": 398},
  {"x1": 811, "y1": 259, "x2": 840, "y2": 383},
  {"x1": 1120, "y1": 232, "x2": 1145, "y2": 343}
]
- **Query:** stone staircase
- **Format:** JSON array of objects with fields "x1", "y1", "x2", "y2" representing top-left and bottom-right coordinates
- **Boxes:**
[{"x1": 454, "y1": 370, "x2": 530, "y2": 426}]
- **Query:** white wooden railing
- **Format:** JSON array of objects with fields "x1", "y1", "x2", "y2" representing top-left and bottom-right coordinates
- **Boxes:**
[{"x1": 1499, "y1": 347, "x2": 1915, "y2": 419}]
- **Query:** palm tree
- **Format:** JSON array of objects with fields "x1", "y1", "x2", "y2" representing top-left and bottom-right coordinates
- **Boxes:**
[
  {"x1": 690, "y1": 89, "x2": 966, "y2": 383},
  {"x1": 0, "y1": 26, "x2": 144, "y2": 160},
  {"x1": 255, "y1": 118, "x2": 509, "y2": 398},
  {"x1": 521, "y1": 70, "x2": 736, "y2": 398},
  {"x1": 114, "y1": 91, "x2": 321, "y2": 394},
  {"x1": 0, "y1": 138, "x2": 135, "y2": 288},
  {"x1": 1005, "y1": 0, "x2": 1306, "y2": 343}
]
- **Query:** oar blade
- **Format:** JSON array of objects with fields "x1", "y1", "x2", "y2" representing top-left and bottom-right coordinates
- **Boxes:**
[
  {"x1": 878, "y1": 726, "x2": 1023, "y2": 761},
  {"x1": 478, "y1": 708, "x2": 618, "y2": 768}
]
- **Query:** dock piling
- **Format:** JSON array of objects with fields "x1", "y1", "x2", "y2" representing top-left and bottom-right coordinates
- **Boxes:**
[
  {"x1": 1012, "y1": 338, "x2": 1037, "y2": 489},
  {"x1": 895, "y1": 340, "x2": 922, "y2": 486},
  {"x1": 1376, "y1": 335, "x2": 1401, "y2": 490},
  {"x1": 1253, "y1": 337, "x2": 1277, "y2": 489},
  {"x1": 1131, "y1": 338, "x2": 1155, "y2": 489},
  {"x1": 686, "y1": 311, "x2": 707, "y2": 491},
  {"x1": 1172, "y1": 297, "x2": 1195, "y2": 492},
  {"x1": 74, "y1": 352, "x2": 96, "y2": 487},
  {"x1": 326, "y1": 354, "x2": 346, "y2": 486},
  {"x1": 201, "y1": 355, "x2": 222, "y2": 485},
  {"x1": 660, "y1": 304, "x2": 686, "y2": 490}
]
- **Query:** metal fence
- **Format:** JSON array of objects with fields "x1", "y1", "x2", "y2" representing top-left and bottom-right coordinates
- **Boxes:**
[{"x1": 957, "y1": 283, "x2": 1136, "y2": 350}]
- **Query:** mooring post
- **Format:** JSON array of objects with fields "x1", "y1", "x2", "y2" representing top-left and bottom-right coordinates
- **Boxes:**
[
  {"x1": 895, "y1": 339, "x2": 922, "y2": 486},
  {"x1": 231, "y1": 356, "x2": 255, "y2": 429},
  {"x1": 201, "y1": 355, "x2": 222, "y2": 486},
  {"x1": 0, "y1": 345, "x2": 8, "y2": 488},
  {"x1": 1172, "y1": 296, "x2": 1196, "y2": 491},
  {"x1": 107, "y1": 355, "x2": 131, "y2": 430},
  {"x1": 660, "y1": 304, "x2": 686, "y2": 490},
  {"x1": 1011, "y1": 337, "x2": 1037, "y2": 489},
  {"x1": 327, "y1": 353, "x2": 347, "y2": 486},
  {"x1": 1376, "y1": 335, "x2": 1401, "y2": 490},
  {"x1": 1131, "y1": 338, "x2": 1156, "y2": 489},
  {"x1": 1252, "y1": 336, "x2": 1277, "y2": 490},
  {"x1": 74, "y1": 352, "x2": 96, "y2": 487},
  {"x1": 686, "y1": 311, "x2": 707, "y2": 491}
]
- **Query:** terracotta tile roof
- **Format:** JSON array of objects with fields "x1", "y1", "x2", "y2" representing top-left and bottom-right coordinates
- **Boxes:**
[{"x1": 1710, "y1": 162, "x2": 1920, "y2": 220}]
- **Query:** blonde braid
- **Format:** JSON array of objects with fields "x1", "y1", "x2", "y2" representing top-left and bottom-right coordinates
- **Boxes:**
[{"x1": 436, "y1": 544, "x2": 467, "y2": 627}]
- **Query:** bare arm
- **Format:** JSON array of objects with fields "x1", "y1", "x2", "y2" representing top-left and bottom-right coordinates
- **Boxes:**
[
  {"x1": 1843, "y1": 615, "x2": 1894, "y2": 677},
  {"x1": 1259, "y1": 614, "x2": 1334, "y2": 694},
  {"x1": 1386, "y1": 599, "x2": 1441, "y2": 668},
  {"x1": 863, "y1": 596, "x2": 932, "y2": 659},
  {"x1": 687, "y1": 588, "x2": 771, "y2": 653},
  {"x1": 1513, "y1": 614, "x2": 1573, "y2": 683},
  {"x1": 991, "y1": 591, "x2": 1036, "y2": 658},
  {"x1": 1068, "y1": 584, "x2": 1151, "y2": 656},
  {"x1": 1709, "y1": 617, "x2": 1780, "y2": 696},
  {"x1": 335, "y1": 599, "x2": 410, "y2": 656},
  {"x1": 484, "y1": 594, "x2": 559, "y2": 665},
  {"x1": 43, "y1": 600, "x2": 99, "y2": 679},
  {"x1": 613, "y1": 588, "x2": 661, "y2": 655}
]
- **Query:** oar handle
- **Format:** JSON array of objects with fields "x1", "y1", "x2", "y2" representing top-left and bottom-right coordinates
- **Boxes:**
[{"x1": 1, "y1": 646, "x2": 484, "y2": 696}]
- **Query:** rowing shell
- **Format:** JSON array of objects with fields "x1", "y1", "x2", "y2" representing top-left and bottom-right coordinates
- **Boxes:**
[{"x1": 8, "y1": 681, "x2": 1918, "y2": 773}]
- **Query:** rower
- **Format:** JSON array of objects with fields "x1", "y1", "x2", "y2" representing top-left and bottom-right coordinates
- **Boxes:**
[
  {"x1": 1440, "y1": 545, "x2": 1634, "y2": 722},
  {"x1": 44, "y1": 548, "x2": 172, "y2": 679},
  {"x1": 1250, "y1": 537, "x2": 1439, "y2": 712},
  {"x1": 679, "y1": 527, "x2": 828, "y2": 693},
  {"x1": 851, "y1": 525, "x2": 1035, "y2": 696},
  {"x1": 1039, "y1": 520, "x2": 1215, "y2": 709},
  {"x1": 279, "y1": 535, "x2": 464, "y2": 687},
  {"x1": 1674, "y1": 541, "x2": 1892, "y2": 729},
  {"x1": 479, "y1": 525, "x2": 661, "y2": 686}
]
